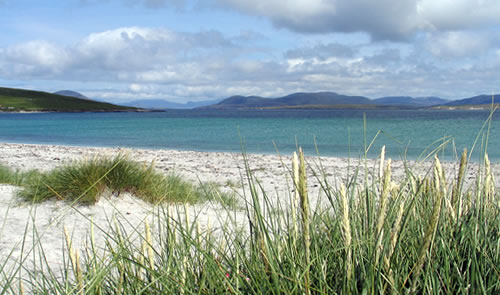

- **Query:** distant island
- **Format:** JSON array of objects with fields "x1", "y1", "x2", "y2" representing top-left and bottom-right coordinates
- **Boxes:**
[
  {"x1": 198, "y1": 92, "x2": 499, "y2": 110},
  {"x1": 0, "y1": 87, "x2": 138, "y2": 112}
]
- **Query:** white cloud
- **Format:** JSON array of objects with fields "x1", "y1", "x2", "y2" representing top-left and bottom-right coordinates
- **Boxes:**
[
  {"x1": 0, "y1": 40, "x2": 71, "y2": 76},
  {"x1": 417, "y1": 0, "x2": 500, "y2": 31},
  {"x1": 0, "y1": 27, "x2": 240, "y2": 80},
  {"x1": 216, "y1": 0, "x2": 500, "y2": 41},
  {"x1": 425, "y1": 31, "x2": 493, "y2": 58},
  {"x1": 74, "y1": 27, "x2": 178, "y2": 71}
]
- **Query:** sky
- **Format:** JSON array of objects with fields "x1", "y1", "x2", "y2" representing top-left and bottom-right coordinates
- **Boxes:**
[{"x1": 1, "y1": 0, "x2": 500, "y2": 103}]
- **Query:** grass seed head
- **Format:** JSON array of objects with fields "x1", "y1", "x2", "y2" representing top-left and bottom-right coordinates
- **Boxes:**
[
  {"x1": 298, "y1": 147, "x2": 311, "y2": 295},
  {"x1": 376, "y1": 159, "x2": 391, "y2": 238},
  {"x1": 379, "y1": 145, "x2": 386, "y2": 179}
]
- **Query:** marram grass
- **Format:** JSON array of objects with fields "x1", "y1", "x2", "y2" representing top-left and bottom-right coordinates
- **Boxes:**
[
  {"x1": 16, "y1": 155, "x2": 236, "y2": 205},
  {"x1": 1, "y1": 147, "x2": 500, "y2": 294},
  {"x1": 0, "y1": 163, "x2": 14, "y2": 184},
  {"x1": 0, "y1": 163, "x2": 40, "y2": 186}
]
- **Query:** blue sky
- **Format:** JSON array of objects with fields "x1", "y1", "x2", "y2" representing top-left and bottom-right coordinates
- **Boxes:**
[{"x1": 1, "y1": 0, "x2": 500, "y2": 103}]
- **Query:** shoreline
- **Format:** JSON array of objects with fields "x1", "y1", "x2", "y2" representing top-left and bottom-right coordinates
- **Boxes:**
[
  {"x1": 1, "y1": 141, "x2": 497, "y2": 218},
  {"x1": 0, "y1": 141, "x2": 496, "y2": 182},
  {"x1": 0, "y1": 139, "x2": 484, "y2": 164}
]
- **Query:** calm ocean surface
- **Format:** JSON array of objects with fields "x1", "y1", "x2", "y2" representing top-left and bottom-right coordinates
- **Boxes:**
[{"x1": 0, "y1": 109, "x2": 498, "y2": 161}]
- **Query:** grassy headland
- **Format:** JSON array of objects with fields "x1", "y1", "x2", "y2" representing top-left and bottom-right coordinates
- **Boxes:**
[{"x1": 0, "y1": 87, "x2": 137, "y2": 112}]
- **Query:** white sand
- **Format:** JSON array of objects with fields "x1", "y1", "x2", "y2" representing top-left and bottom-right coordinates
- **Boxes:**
[{"x1": 0, "y1": 142, "x2": 497, "y2": 282}]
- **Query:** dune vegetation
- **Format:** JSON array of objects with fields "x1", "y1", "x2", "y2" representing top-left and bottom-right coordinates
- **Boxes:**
[
  {"x1": 0, "y1": 163, "x2": 40, "y2": 186},
  {"x1": 0, "y1": 144, "x2": 498, "y2": 294},
  {"x1": 9, "y1": 155, "x2": 234, "y2": 206}
]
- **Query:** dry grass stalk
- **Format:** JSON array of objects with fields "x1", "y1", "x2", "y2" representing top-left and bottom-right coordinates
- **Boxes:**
[
  {"x1": 340, "y1": 184, "x2": 352, "y2": 284},
  {"x1": 379, "y1": 145, "x2": 386, "y2": 180},
  {"x1": 64, "y1": 226, "x2": 83, "y2": 293},
  {"x1": 196, "y1": 221, "x2": 202, "y2": 246},
  {"x1": 452, "y1": 149, "x2": 468, "y2": 217},
  {"x1": 19, "y1": 280, "x2": 25, "y2": 295},
  {"x1": 376, "y1": 159, "x2": 392, "y2": 237},
  {"x1": 64, "y1": 226, "x2": 75, "y2": 271},
  {"x1": 375, "y1": 159, "x2": 391, "y2": 264},
  {"x1": 298, "y1": 147, "x2": 311, "y2": 295},
  {"x1": 145, "y1": 220, "x2": 154, "y2": 270},
  {"x1": 484, "y1": 154, "x2": 495, "y2": 203},
  {"x1": 433, "y1": 155, "x2": 443, "y2": 192},
  {"x1": 181, "y1": 256, "x2": 188, "y2": 294},
  {"x1": 291, "y1": 151, "x2": 300, "y2": 241},
  {"x1": 139, "y1": 242, "x2": 146, "y2": 280},
  {"x1": 75, "y1": 252, "x2": 83, "y2": 294}
]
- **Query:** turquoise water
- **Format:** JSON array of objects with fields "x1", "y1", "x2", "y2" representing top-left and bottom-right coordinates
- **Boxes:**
[{"x1": 0, "y1": 109, "x2": 498, "y2": 161}]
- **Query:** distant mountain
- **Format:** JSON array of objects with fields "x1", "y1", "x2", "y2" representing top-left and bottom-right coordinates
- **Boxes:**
[
  {"x1": 0, "y1": 87, "x2": 137, "y2": 112},
  {"x1": 54, "y1": 90, "x2": 89, "y2": 100},
  {"x1": 203, "y1": 92, "x2": 373, "y2": 109},
  {"x1": 277, "y1": 92, "x2": 370, "y2": 105},
  {"x1": 373, "y1": 96, "x2": 448, "y2": 106},
  {"x1": 444, "y1": 94, "x2": 500, "y2": 106},
  {"x1": 208, "y1": 95, "x2": 280, "y2": 109},
  {"x1": 123, "y1": 98, "x2": 222, "y2": 109}
]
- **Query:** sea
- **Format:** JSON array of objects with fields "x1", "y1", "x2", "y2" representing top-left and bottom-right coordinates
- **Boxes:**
[{"x1": 0, "y1": 109, "x2": 498, "y2": 162}]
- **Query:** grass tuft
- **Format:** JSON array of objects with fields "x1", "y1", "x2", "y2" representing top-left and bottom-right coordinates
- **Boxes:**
[{"x1": 16, "y1": 155, "x2": 235, "y2": 205}]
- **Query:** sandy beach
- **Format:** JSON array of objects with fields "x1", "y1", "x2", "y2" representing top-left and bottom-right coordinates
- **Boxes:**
[{"x1": 0, "y1": 142, "x2": 498, "y2": 280}]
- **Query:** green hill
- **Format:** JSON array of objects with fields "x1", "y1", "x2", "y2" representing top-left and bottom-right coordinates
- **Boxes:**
[{"x1": 0, "y1": 87, "x2": 137, "y2": 112}]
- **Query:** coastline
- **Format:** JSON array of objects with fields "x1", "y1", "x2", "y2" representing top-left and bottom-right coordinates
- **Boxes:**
[
  {"x1": 0, "y1": 141, "x2": 495, "y2": 190},
  {"x1": 0, "y1": 142, "x2": 497, "y2": 282}
]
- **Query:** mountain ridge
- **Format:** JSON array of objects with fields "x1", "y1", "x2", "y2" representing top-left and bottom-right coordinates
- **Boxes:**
[{"x1": 201, "y1": 92, "x2": 453, "y2": 109}]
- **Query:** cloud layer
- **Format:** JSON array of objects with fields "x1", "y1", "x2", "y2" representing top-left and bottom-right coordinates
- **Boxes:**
[
  {"x1": 216, "y1": 0, "x2": 500, "y2": 40},
  {"x1": 79, "y1": 0, "x2": 500, "y2": 40},
  {"x1": 1, "y1": 1, "x2": 500, "y2": 102},
  {"x1": 1, "y1": 23, "x2": 500, "y2": 102}
]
